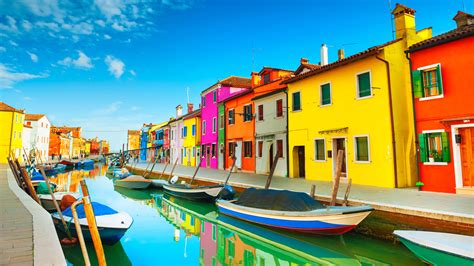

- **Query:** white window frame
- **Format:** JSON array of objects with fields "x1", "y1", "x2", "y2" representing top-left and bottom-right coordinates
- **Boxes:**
[
  {"x1": 257, "y1": 104, "x2": 264, "y2": 122},
  {"x1": 212, "y1": 117, "x2": 217, "y2": 133},
  {"x1": 355, "y1": 70, "x2": 373, "y2": 100},
  {"x1": 313, "y1": 138, "x2": 326, "y2": 162},
  {"x1": 319, "y1": 81, "x2": 332, "y2": 107},
  {"x1": 291, "y1": 90, "x2": 302, "y2": 112},
  {"x1": 417, "y1": 63, "x2": 444, "y2": 101},
  {"x1": 353, "y1": 135, "x2": 371, "y2": 163},
  {"x1": 421, "y1": 129, "x2": 448, "y2": 166}
]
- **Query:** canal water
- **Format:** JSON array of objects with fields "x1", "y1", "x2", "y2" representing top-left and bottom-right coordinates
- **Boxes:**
[{"x1": 52, "y1": 165, "x2": 424, "y2": 265}]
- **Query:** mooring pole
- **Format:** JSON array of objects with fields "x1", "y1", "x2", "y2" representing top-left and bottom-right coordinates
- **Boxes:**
[
  {"x1": 330, "y1": 150, "x2": 344, "y2": 206},
  {"x1": 168, "y1": 158, "x2": 179, "y2": 182},
  {"x1": 265, "y1": 150, "x2": 281, "y2": 189}
]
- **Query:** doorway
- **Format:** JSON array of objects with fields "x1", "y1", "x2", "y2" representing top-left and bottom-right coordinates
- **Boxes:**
[
  {"x1": 332, "y1": 138, "x2": 347, "y2": 178},
  {"x1": 235, "y1": 141, "x2": 242, "y2": 169},
  {"x1": 206, "y1": 145, "x2": 211, "y2": 168},
  {"x1": 292, "y1": 146, "x2": 305, "y2": 178},
  {"x1": 269, "y1": 143, "x2": 274, "y2": 173},
  {"x1": 459, "y1": 127, "x2": 474, "y2": 187}
]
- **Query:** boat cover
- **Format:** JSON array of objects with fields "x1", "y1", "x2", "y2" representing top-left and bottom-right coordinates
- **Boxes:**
[
  {"x1": 235, "y1": 188, "x2": 325, "y2": 211},
  {"x1": 62, "y1": 202, "x2": 118, "y2": 219},
  {"x1": 36, "y1": 182, "x2": 56, "y2": 194}
]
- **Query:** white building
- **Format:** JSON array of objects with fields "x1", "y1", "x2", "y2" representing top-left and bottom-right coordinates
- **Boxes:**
[
  {"x1": 25, "y1": 114, "x2": 51, "y2": 161},
  {"x1": 169, "y1": 105, "x2": 184, "y2": 165},
  {"x1": 22, "y1": 124, "x2": 32, "y2": 160}
]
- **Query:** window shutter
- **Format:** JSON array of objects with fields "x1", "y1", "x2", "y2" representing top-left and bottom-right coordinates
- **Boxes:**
[
  {"x1": 321, "y1": 84, "x2": 331, "y2": 105},
  {"x1": 418, "y1": 133, "x2": 428, "y2": 162},
  {"x1": 436, "y1": 65, "x2": 443, "y2": 95},
  {"x1": 358, "y1": 72, "x2": 371, "y2": 97},
  {"x1": 412, "y1": 70, "x2": 423, "y2": 98},
  {"x1": 441, "y1": 132, "x2": 450, "y2": 162}
]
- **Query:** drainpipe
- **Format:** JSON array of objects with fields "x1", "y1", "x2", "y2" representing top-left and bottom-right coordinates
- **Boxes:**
[
  {"x1": 284, "y1": 89, "x2": 290, "y2": 178},
  {"x1": 375, "y1": 54, "x2": 398, "y2": 188},
  {"x1": 405, "y1": 51, "x2": 421, "y2": 186}
]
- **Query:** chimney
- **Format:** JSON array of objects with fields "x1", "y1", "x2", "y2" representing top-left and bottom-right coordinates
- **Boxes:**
[
  {"x1": 176, "y1": 104, "x2": 182, "y2": 117},
  {"x1": 453, "y1": 11, "x2": 474, "y2": 28},
  {"x1": 187, "y1": 103, "x2": 194, "y2": 114},
  {"x1": 320, "y1": 44, "x2": 328, "y2": 66},
  {"x1": 300, "y1": 58, "x2": 309, "y2": 64},
  {"x1": 251, "y1": 72, "x2": 260, "y2": 88},
  {"x1": 391, "y1": 4, "x2": 416, "y2": 39},
  {"x1": 338, "y1": 49, "x2": 345, "y2": 60}
]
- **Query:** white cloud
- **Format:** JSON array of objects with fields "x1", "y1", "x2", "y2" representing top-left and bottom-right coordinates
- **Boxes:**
[
  {"x1": 9, "y1": 40, "x2": 18, "y2": 46},
  {"x1": 27, "y1": 52, "x2": 39, "y2": 62},
  {"x1": 58, "y1": 51, "x2": 93, "y2": 69},
  {"x1": 0, "y1": 16, "x2": 18, "y2": 32},
  {"x1": 111, "y1": 22, "x2": 125, "y2": 31},
  {"x1": 130, "y1": 106, "x2": 140, "y2": 111},
  {"x1": 104, "y1": 34, "x2": 111, "y2": 40},
  {"x1": 95, "y1": 101, "x2": 123, "y2": 114},
  {"x1": 23, "y1": 96, "x2": 32, "y2": 101},
  {"x1": 22, "y1": 20, "x2": 33, "y2": 31},
  {"x1": 104, "y1": 55, "x2": 124, "y2": 78},
  {"x1": 0, "y1": 63, "x2": 47, "y2": 89},
  {"x1": 94, "y1": 0, "x2": 125, "y2": 19},
  {"x1": 0, "y1": 47, "x2": 6, "y2": 53},
  {"x1": 129, "y1": 70, "x2": 136, "y2": 76},
  {"x1": 62, "y1": 22, "x2": 94, "y2": 35}
]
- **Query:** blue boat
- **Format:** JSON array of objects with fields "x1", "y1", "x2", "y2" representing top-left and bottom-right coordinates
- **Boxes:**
[
  {"x1": 80, "y1": 159, "x2": 94, "y2": 168},
  {"x1": 51, "y1": 202, "x2": 133, "y2": 245},
  {"x1": 54, "y1": 164, "x2": 67, "y2": 172}
]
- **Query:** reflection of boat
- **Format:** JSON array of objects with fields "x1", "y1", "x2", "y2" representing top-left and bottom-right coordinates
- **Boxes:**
[
  {"x1": 63, "y1": 241, "x2": 132, "y2": 266},
  {"x1": 162, "y1": 183, "x2": 224, "y2": 201},
  {"x1": 59, "y1": 160, "x2": 75, "y2": 170},
  {"x1": 38, "y1": 191, "x2": 81, "y2": 212},
  {"x1": 114, "y1": 175, "x2": 152, "y2": 189},
  {"x1": 217, "y1": 188, "x2": 373, "y2": 235},
  {"x1": 394, "y1": 230, "x2": 474, "y2": 266},
  {"x1": 114, "y1": 186, "x2": 153, "y2": 201},
  {"x1": 79, "y1": 159, "x2": 94, "y2": 168},
  {"x1": 52, "y1": 202, "x2": 133, "y2": 245}
]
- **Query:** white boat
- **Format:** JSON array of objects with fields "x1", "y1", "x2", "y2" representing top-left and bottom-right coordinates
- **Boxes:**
[
  {"x1": 38, "y1": 192, "x2": 81, "y2": 212},
  {"x1": 162, "y1": 183, "x2": 224, "y2": 201},
  {"x1": 114, "y1": 175, "x2": 152, "y2": 190},
  {"x1": 150, "y1": 179, "x2": 168, "y2": 188}
]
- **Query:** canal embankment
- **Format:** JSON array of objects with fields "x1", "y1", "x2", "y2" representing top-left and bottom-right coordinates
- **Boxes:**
[
  {"x1": 0, "y1": 164, "x2": 66, "y2": 265},
  {"x1": 128, "y1": 162, "x2": 474, "y2": 240}
]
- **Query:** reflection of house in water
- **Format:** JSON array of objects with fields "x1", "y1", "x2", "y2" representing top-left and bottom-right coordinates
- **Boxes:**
[
  {"x1": 199, "y1": 221, "x2": 219, "y2": 266},
  {"x1": 217, "y1": 227, "x2": 256, "y2": 266}
]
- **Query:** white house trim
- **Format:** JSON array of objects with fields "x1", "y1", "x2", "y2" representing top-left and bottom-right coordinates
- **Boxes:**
[
  {"x1": 451, "y1": 123, "x2": 474, "y2": 189},
  {"x1": 355, "y1": 70, "x2": 373, "y2": 100},
  {"x1": 353, "y1": 135, "x2": 371, "y2": 163}
]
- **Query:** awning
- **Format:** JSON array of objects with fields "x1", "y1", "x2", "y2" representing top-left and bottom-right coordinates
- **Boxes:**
[{"x1": 318, "y1": 127, "x2": 348, "y2": 134}]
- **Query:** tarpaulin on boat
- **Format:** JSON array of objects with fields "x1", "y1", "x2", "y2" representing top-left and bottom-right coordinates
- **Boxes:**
[
  {"x1": 62, "y1": 202, "x2": 118, "y2": 219},
  {"x1": 236, "y1": 188, "x2": 325, "y2": 211}
]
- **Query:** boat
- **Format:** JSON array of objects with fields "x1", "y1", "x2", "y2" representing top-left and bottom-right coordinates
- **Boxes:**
[
  {"x1": 150, "y1": 179, "x2": 168, "y2": 188},
  {"x1": 59, "y1": 160, "x2": 75, "y2": 170},
  {"x1": 216, "y1": 188, "x2": 373, "y2": 235},
  {"x1": 79, "y1": 159, "x2": 94, "y2": 168},
  {"x1": 162, "y1": 183, "x2": 225, "y2": 201},
  {"x1": 114, "y1": 175, "x2": 152, "y2": 189},
  {"x1": 52, "y1": 202, "x2": 133, "y2": 245},
  {"x1": 394, "y1": 230, "x2": 474, "y2": 266},
  {"x1": 38, "y1": 191, "x2": 81, "y2": 212},
  {"x1": 114, "y1": 168, "x2": 131, "y2": 179},
  {"x1": 54, "y1": 164, "x2": 67, "y2": 172}
]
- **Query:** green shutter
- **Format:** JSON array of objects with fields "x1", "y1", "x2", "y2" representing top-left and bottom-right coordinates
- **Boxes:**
[
  {"x1": 293, "y1": 92, "x2": 301, "y2": 111},
  {"x1": 418, "y1": 133, "x2": 427, "y2": 162},
  {"x1": 441, "y1": 132, "x2": 450, "y2": 162},
  {"x1": 412, "y1": 70, "x2": 423, "y2": 98},
  {"x1": 358, "y1": 72, "x2": 371, "y2": 97},
  {"x1": 321, "y1": 84, "x2": 331, "y2": 105},
  {"x1": 436, "y1": 65, "x2": 443, "y2": 95}
]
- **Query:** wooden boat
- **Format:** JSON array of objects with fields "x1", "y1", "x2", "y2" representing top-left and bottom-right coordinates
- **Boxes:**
[
  {"x1": 394, "y1": 230, "x2": 474, "y2": 266},
  {"x1": 38, "y1": 191, "x2": 81, "y2": 212},
  {"x1": 114, "y1": 175, "x2": 152, "y2": 190},
  {"x1": 150, "y1": 179, "x2": 168, "y2": 188},
  {"x1": 163, "y1": 183, "x2": 224, "y2": 201},
  {"x1": 216, "y1": 188, "x2": 373, "y2": 235},
  {"x1": 52, "y1": 202, "x2": 133, "y2": 245}
]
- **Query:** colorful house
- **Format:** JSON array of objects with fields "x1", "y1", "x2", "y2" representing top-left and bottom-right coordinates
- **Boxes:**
[
  {"x1": 407, "y1": 11, "x2": 474, "y2": 194},
  {"x1": 251, "y1": 66, "x2": 294, "y2": 177},
  {"x1": 140, "y1": 124, "x2": 152, "y2": 161},
  {"x1": 284, "y1": 4, "x2": 432, "y2": 188},
  {"x1": 0, "y1": 102, "x2": 25, "y2": 163},
  {"x1": 200, "y1": 76, "x2": 251, "y2": 169},
  {"x1": 22, "y1": 124, "x2": 32, "y2": 160},
  {"x1": 169, "y1": 105, "x2": 184, "y2": 165},
  {"x1": 182, "y1": 104, "x2": 201, "y2": 167},
  {"x1": 199, "y1": 221, "x2": 219, "y2": 266},
  {"x1": 24, "y1": 114, "x2": 51, "y2": 161},
  {"x1": 217, "y1": 103, "x2": 226, "y2": 170},
  {"x1": 163, "y1": 123, "x2": 171, "y2": 163},
  {"x1": 127, "y1": 130, "x2": 141, "y2": 151}
]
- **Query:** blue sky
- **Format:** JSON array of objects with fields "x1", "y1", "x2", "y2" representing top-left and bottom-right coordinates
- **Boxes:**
[{"x1": 0, "y1": 0, "x2": 471, "y2": 151}]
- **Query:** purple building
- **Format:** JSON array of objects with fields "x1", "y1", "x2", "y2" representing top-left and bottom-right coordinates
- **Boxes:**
[{"x1": 200, "y1": 76, "x2": 251, "y2": 168}]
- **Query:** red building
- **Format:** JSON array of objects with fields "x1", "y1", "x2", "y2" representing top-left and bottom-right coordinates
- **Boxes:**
[{"x1": 408, "y1": 11, "x2": 474, "y2": 194}]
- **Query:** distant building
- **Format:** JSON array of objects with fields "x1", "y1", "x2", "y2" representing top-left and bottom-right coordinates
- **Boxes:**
[
  {"x1": 182, "y1": 104, "x2": 201, "y2": 167},
  {"x1": 169, "y1": 105, "x2": 184, "y2": 164},
  {"x1": 24, "y1": 114, "x2": 51, "y2": 161},
  {"x1": 127, "y1": 130, "x2": 141, "y2": 151},
  {"x1": 0, "y1": 102, "x2": 25, "y2": 163},
  {"x1": 22, "y1": 124, "x2": 32, "y2": 160}
]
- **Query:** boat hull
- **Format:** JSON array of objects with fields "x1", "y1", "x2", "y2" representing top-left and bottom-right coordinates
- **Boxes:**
[
  {"x1": 114, "y1": 178, "x2": 151, "y2": 190},
  {"x1": 162, "y1": 184, "x2": 224, "y2": 201},
  {"x1": 39, "y1": 192, "x2": 81, "y2": 212},
  {"x1": 150, "y1": 179, "x2": 168, "y2": 188}
]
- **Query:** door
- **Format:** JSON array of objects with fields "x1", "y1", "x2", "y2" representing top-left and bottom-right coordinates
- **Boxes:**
[
  {"x1": 235, "y1": 141, "x2": 243, "y2": 169},
  {"x1": 218, "y1": 144, "x2": 224, "y2": 170},
  {"x1": 297, "y1": 146, "x2": 305, "y2": 177},
  {"x1": 269, "y1": 143, "x2": 274, "y2": 174},
  {"x1": 206, "y1": 145, "x2": 211, "y2": 168},
  {"x1": 459, "y1": 128, "x2": 474, "y2": 187},
  {"x1": 333, "y1": 138, "x2": 347, "y2": 178}
]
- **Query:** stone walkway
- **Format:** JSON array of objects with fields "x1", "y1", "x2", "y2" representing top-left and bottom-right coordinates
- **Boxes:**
[
  {"x1": 0, "y1": 165, "x2": 33, "y2": 265},
  {"x1": 130, "y1": 162, "x2": 474, "y2": 224}
]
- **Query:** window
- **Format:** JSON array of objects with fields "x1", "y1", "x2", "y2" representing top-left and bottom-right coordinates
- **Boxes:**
[
  {"x1": 257, "y1": 141, "x2": 263, "y2": 157},
  {"x1": 292, "y1": 92, "x2": 301, "y2": 111},
  {"x1": 357, "y1": 72, "x2": 372, "y2": 98},
  {"x1": 257, "y1": 105, "x2": 264, "y2": 121},
  {"x1": 192, "y1": 125, "x2": 196, "y2": 136},
  {"x1": 228, "y1": 110, "x2": 235, "y2": 125},
  {"x1": 412, "y1": 64, "x2": 443, "y2": 99},
  {"x1": 213, "y1": 91, "x2": 217, "y2": 102},
  {"x1": 276, "y1": 99, "x2": 283, "y2": 117},
  {"x1": 193, "y1": 147, "x2": 196, "y2": 157},
  {"x1": 419, "y1": 132, "x2": 450, "y2": 163},
  {"x1": 354, "y1": 136, "x2": 370, "y2": 162},
  {"x1": 211, "y1": 143, "x2": 216, "y2": 157},
  {"x1": 202, "y1": 96, "x2": 206, "y2": 107},
  {"x1": 13, "y1": 131, "x2": 16, "y2": 139},
  {"x1": 263, "y1": 73, "x2": 270, "y2": 84},
  {"x1": 243, "y1": 250, "x2": 254, "y2": 266},
  {"x1": 243, "y1": 104, "x2": 252, "y2": 122},
  {"x1": 202, "y1": 121, "x2": 206, "y2": 134},
  {"x1": 219, "y1": 114, "x2": 224, "y2": 129},
  {"x1": 244, "y1": 141, "x2": 252, "y2": 157},
  {"x1": 314, "y1": 139, "x2": 325, "y2": 161},
  {"x1": 183, "y1": 148, "x2": 187, "y2": 157},
  {"x1": 320, "y1": 83, "x2": 331, "y2": 105},
  {"x1": 228, "y1": 142, "x2": 235, "y2": 157},
  {"x1": 212, "y1": 117, "x2": 217, "y2": 133},
  {"x1": 276, "y1": 139, "x2": 283, "y2": 158},
  {"x1": 182, "y1": 126, "x2": 187, "y2": 137},
  {"x1": 212, "y1": 224, "x2": 216, "y2": 241},
  {"x1": 228, "y1": 240, "x2": 235, "y2": 257}
]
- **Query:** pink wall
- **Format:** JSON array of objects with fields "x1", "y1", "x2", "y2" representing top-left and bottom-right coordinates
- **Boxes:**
[{"x1": 199, "y1": 222, "x2": 218, "y2": 265}]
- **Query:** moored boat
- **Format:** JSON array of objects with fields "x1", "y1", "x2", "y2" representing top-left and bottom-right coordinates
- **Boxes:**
[
  {"x1": 52, "y1": 202, "x2": 133, "y2": 245},
  {"x1": 150, "y1": 179, "x2": 168, "y2": 188},
  {"x1": 394, "y1": 230, "x2": 474, "y2": 266},
  {"x1": 38, "y1": 191, "x2": 81, "y2": 212},
  {"x1": 162, "y1": 183, "x2": 225, "y2": 201},
  {"x1": 216, "y1": 188, "x2": 373, "y2": 235},
  {"x1": 114, "y1": 175, "x2": 152, "y2": 190},
  {"x1": 80, "y1": 159, "x2": 94, "y2": 168}
]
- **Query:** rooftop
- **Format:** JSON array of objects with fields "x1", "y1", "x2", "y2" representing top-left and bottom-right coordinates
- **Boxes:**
[
  {"x1": 25, "y1": 114, "x2": 45, "y2": 121},
  {"x1": 407, "y1": 24, "x2": 474, "y2": 53},
  {"x1": 0, "y1": 102, "x2": 24, "y2": 113}
]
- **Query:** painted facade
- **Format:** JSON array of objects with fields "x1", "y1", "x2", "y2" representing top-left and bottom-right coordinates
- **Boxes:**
[
  {"x1": 169, "y1": 105, "x2": 184, "y2": 165},
  {"x1": 200, "y1": 222, "x2": 218, "y2": 266},
  {"x1": 140, "y1": 124, "x2": 151, "y2": 161},
  {"x1": 217, "y1": 103, "x2": 226, "y2": 170},
  {"x1": 200, "y1": 76, "x2": 251, "y2": 169},
  {"x1": 182, "y1": 106, "x2": 201, "y2": 167},
  {"x1": 24, "y1": 114, "x2": 51, "y2": 161},
  {"x1": 127, "y1": 130, "x2": 141, "y2": 151},
  {"x1": 285, "y1": 4, "x2": 432, "y2": 188},
  {"x1": 22, "y1": 124, "x2": 32, "y2": 160},
  {"x1": 408, "y1": 12, "x2": 474, "y2": 194},
  {"x1": 0, "y1": 102, "x2": 25, "y2": 163}
]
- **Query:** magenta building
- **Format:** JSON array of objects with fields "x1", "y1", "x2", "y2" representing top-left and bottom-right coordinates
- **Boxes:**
[{"x1": 200, "y1": 76, "x2": 251, "y2": 168}]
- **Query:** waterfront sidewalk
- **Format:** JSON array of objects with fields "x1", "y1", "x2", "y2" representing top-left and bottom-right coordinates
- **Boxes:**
[{"x1": 130, "y1": 162, "x2": 474, "y2": 224}]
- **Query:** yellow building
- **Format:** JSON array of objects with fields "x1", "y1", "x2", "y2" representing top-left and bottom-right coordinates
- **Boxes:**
[
  {"x1": 182, "y1": 109, "x2": 201, "y2": 166},
  {"x1": 285, "y1": 4, "x2": 432, "y2": 188},
  {"x1": 72, "y1": 136, "x2": 81, "y2": 158},
  {"x1": 60, "y1": 134, "x2": 71, "y2": 158},
  {"x1": 127, "y1": 130, "x2": 141, "y2": 151},
  {"x1": 0, "y1": 102, "x2": 25, "y2": 163},
  {"x1": 85, "y1": 141, "x2": 91, "y2": 156}
]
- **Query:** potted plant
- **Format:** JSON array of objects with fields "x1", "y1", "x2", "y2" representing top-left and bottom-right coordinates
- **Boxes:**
[{"x1": 429, "y1": 150, "x2": 442, "y2": 162}]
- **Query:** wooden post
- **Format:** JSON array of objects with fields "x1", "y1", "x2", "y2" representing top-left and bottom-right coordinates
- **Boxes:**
[
  {"x1": 121, "y1": 144, "x2": 125, "y2": 168},
  {"x1": 343, "y1": 178, "x2": 352, "y2": 206},
  {"x1": 222, "y1": 156, "x2": 237, "y2": 187},
  {"x1": 265, "y1": 149, "x2": 281, "y2": 189},
  {"x1": 330, "y1": 150, "x2": 344, "y2": 206},
  {"x1": 189, "y1": 153, "x2": 203, "y2": 186},
  {"x1": 71, "y1": 200, "x2": 91, "y2": 266},
  {"x1": 7, "y1": 157, "x2": 24, "y2": 189},
  {"x1": 14, "y1": 159, "x2": 28, "y2": 191},
  {"x1": 168, "y1": 158, "x2": 179, "y2": 182},
  {"x1": 144, "y1": 147, "x2": 162, "y2": 178},
  {"x1": 80, "y1": 180, "x2": 106, "y2": 266},
  {"x1": 19, "y1": 167, "x2": 41, "y2": 204},
  {"x1": 159, "y1": 162, "x2": 169, "y2": 178},
  {"x1": 310, "y1": 185, "x2": 316, "y2": 199}
]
